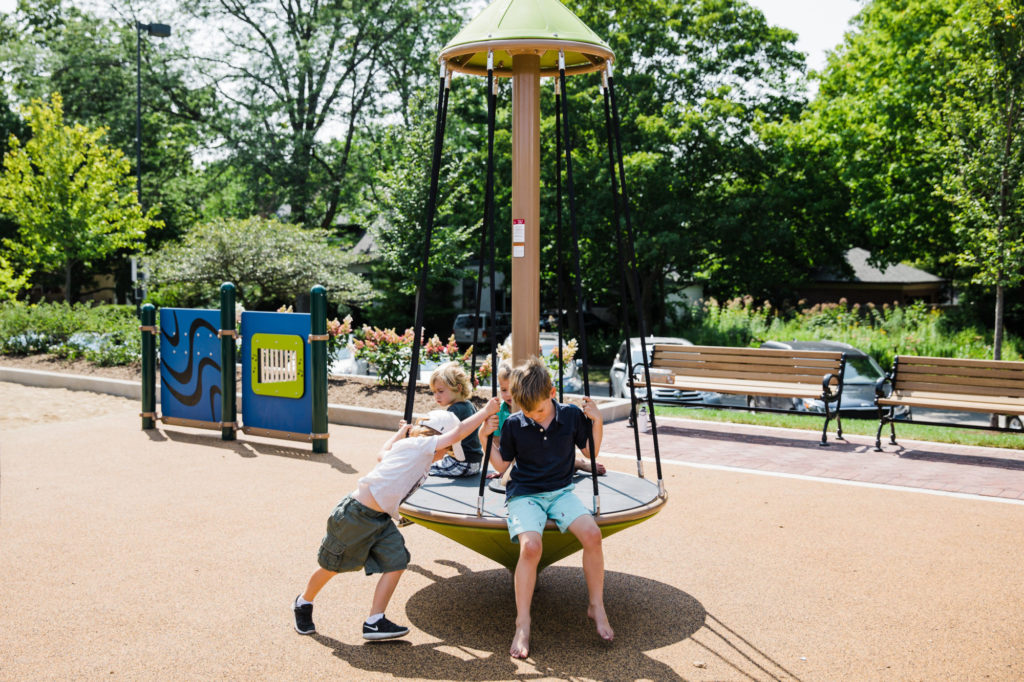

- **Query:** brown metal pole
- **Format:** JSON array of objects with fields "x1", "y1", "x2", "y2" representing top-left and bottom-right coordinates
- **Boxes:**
[{"x1": 510, "y1": 52, "x2": 541, "y2": 365}]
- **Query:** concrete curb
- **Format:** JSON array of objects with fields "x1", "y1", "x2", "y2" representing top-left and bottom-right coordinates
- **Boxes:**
[
  {"x1": 0, "y1": 366, "x2": 142, "y2": 400},
  {"x1": 0, "y1": 366, "x2": 633, "y2": 430}
]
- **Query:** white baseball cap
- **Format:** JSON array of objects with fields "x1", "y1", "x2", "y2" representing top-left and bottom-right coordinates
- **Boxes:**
[
  {"x1": 419, "y1": 409, "x2": 459, "y2": 434},
  {"x1": 417, "y1": 410, "x2": 465, "y2": 461}
]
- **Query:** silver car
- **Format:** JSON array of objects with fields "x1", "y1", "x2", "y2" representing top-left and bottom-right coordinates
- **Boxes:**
[{"x1": 609, "y1": 336, "x2": 715, "y2": 404}]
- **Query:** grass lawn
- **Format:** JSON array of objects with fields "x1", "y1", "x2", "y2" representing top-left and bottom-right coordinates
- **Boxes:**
[{"x1": 652, "y1": 405, "x2": 1024, "y2": 451}]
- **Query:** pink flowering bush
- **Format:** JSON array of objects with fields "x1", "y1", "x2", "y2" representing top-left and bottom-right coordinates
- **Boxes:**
[
  {"x1": 352, "y1": 325, "x2": 415, "y2": 385},
  {"x1": 326, "y1": 314, "x2": 353, "y2": 359}
]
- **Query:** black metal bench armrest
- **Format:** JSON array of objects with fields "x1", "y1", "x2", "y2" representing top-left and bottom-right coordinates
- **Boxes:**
[
  {"x1": 874, "y1": 375, "x2": 892, "y2": 399},
  {"x1": 821, "y1": 372, "x2": 841, "y2": 400}
]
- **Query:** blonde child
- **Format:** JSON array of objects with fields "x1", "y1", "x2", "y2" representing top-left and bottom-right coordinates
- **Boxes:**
[
  {"x1": 293, "y1": 398, "x2": 499, "y2": 639},
  {"x1": 428, "y1": 361, "x2": 485, "y2": 477},
  {"x1": 480, "y1": 356, "x2": 611, "y2": 659}
]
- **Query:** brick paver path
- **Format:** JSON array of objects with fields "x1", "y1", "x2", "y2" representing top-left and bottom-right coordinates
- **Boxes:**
[{"x1": 601, "y1": 416, "x2": 1024, "y2": 501}]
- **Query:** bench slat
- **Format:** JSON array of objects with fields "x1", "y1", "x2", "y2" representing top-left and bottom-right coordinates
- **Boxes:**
[
  {"x1": 879, "y1": 395, "x2": 1024, "y2": 414},
  {"x1": 894, "y1": 355, "x2": 1024, "y2": 372},
  {"x1": 647, "y1": 366, "x2": 838, "y2": 384},
  {"x1": 648, "y1": 378, "x2": 830, "y2": 399},
  {"x1": 670, "y1": 345, "x2": 844, "y2": 361},
  {"x1": 894, "y1": 379, "x2": 1024, "y2": 399},
  {"x1": 655, "y1": 352, "x2": 839, "y2": 368},
  {"x1": 897, "y1": 363, "x2": 1024, "y2": 384},
  {"x1": 891, "y1": 389, "x2": 1024, "y2": 406}
]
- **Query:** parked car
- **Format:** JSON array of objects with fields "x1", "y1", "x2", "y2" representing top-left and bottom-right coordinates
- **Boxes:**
[
  {"x1": 539, "y1": 308, "x2": 605, "y2": 333},
  {"x1": 609, "y1": 336, "x2": 717, "y2": 404},
  {"x1": 453, "y1": 312, "x2": 510, "y2": 349},
  {"x1": 748, "y1": 340, "x2": 908, "y2": 418},
  {"x1": 501, "y1": 331, "x2": 584, "y2": 394}
]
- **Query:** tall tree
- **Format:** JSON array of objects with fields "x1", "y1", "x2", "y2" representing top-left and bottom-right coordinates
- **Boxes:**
[
  {"x1": 176, "y1": 0, "x2": 465, "y2": 229},
  {"x1": 551, "y1": 0, "x2": 810, "y2": 325},
  {"x1": 809, "y1": 0, "x2": 1024, "y2": 352},
  {"x1": 0, "y1": 0, "x2": 210, "y2": 242},
  {"x1": 0, "y1": 94, "x2": 161, "y2": 301},
  {"x1": 927, "y1": 0, "x2": 1024, "y2": 359}
]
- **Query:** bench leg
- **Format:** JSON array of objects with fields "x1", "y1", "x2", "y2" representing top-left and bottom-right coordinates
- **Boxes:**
[
  {"x1": 888, "y1": 412, "x2": 898, "y2": 445},
  {"x1": 874, "y1": 407, "x2": 886, "y2": 452},
  {"x1": 819, "y1": 410, "x2": 831, "y2": 446},
  {"x1": 835, "y1": 410, "x2": 845, "y2": 441}
]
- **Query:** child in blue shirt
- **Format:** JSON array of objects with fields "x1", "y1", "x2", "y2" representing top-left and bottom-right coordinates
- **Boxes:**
[{"x1": 480, "y1": 356, "x2": 611, "y2": 659}]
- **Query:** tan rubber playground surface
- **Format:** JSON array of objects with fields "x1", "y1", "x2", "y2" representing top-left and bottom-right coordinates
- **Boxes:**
[{"x1": 1, "y1": 381, "x2": 1023, "y2": 681}]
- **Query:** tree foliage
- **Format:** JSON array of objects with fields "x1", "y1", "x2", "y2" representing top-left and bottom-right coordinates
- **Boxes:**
[
  {"x1": 808, "y1": 0, "x2": 1024, "y2": 354},
  {"x1": 144, "y1": 215, "x2": 374, "y2": 311},
  {"x1": 0, "y1": 0, "x2": 210, "y2": 242},
  {"x1": 175, "y1": 0, "x2": 465, "y2": 229},
  {"x1": 0, "y1": 93, "x2": 160, "y2": 301}
]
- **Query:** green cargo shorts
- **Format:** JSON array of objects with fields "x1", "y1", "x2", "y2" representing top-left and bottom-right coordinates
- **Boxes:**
[{"x1": 317, "y1": 495, "x2": 410, "y2": 575}]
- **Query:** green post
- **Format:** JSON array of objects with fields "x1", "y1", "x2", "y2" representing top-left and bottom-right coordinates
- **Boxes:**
[
  {"x1": 310, "y1": 285, "x2": 329, "y2": 453},
  {"x1": 140, "y1": 303, "x2": 156, "y2": 430},
  {"x1": 220, "y1": 282, "x2": 237, "y2": 441}
]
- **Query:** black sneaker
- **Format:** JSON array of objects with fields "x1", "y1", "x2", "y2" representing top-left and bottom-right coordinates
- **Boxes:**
[
  {"x1": 293, "y1": 596, "x2": 315, "y2": 635},
  {"x1": 362, "y1": 616, "x2": 409, "y2": 640}
]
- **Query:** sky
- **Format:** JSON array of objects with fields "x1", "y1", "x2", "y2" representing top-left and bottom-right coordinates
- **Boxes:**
[
  {"x1": 747, "y1": 0, "x2": 863, "y2": 72},
  {"x1": 0, "y1": 0, "x2": 862, "y2": 74}
]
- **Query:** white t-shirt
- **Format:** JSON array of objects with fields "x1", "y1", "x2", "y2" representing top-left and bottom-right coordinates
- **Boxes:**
[{"x1": 359, "y1": 435, "x2": 439, "y2": 519}]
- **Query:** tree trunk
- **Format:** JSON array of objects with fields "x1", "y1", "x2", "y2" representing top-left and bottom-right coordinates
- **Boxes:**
[
  {"x1": 64, "y1": 262, "x2": 73, "y2": 303},
  {"x1": 993, "y1": 282, "x2": 1005, "y2": 361}
]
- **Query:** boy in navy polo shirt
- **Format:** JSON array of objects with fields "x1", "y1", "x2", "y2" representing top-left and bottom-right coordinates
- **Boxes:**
[{"x1": 480, "y1": 356, "x2": 611, "y2": 659}]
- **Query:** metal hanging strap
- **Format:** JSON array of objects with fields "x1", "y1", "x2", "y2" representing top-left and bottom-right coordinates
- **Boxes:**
[
  {"x1": 558, "y1": 52, "x2": 600, "y2": 513},
  {"x1": 404, "y1": 62, "x2": 452, "y2": 424},
  {"x1": 606, "y1": 64, "x2": 665, "y2": 495},
  {"x1": 476, "y1": 54, "x2": 501, "y2": 516}
]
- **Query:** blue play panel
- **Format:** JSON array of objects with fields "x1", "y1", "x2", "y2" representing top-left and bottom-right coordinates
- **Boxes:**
[
  {"x1": 159, "y1": 308, "x2": 222, "y2": 425},
  {"x1": 240, "y1": 311, "x2": 313, "y2": 437}
]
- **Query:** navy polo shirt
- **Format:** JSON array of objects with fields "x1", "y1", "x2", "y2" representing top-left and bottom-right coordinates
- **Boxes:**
[{"x1": 499, "y1": 399, "x2": 592, "y2": 500}]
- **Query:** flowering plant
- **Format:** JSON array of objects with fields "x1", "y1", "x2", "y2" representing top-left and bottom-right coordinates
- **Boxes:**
[
  {"x1": 326, "y1": 314, "x2": 353, "y2": 359},
  {"x1": 422, "y1": 333, "x2": 459, "y2": 364},
  {"x1": 478, "y1": 337, "x2": 579, "y2": 390},
  {"x1": 352, "y1": 325, "x2": 415, "y2": 385}
]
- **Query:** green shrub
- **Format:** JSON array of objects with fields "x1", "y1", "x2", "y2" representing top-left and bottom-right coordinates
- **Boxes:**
[
  {"x1": 0, "y1": 302, "x2": 141, "y2": 364},
  {"x1": 675, "y1": 297, "x2": 1022, "y2": 368}
]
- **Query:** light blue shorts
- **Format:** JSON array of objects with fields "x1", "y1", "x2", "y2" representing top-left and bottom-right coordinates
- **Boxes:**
[{"x1": 506, "y1": 484, "x2": 591, "y2": 542}]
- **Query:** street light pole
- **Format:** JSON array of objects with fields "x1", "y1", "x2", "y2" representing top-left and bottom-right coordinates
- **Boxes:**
[{"x1": 134, "y1": 21, "x2": 171, "y2": 208}]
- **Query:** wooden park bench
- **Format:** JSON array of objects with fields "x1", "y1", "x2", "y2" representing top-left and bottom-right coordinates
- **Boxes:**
[
  {"x1": 635, "y1": 344, "x2": 847, "y2": 445},
  {"x1": 874, "y1": 355, "x2": 1024, "y2": 451}
]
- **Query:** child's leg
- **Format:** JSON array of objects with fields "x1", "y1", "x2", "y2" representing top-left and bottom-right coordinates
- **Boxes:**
[
  {"x1": 567, "y1": 515, "x2": 614, "y2": 641},
  {"x1": 369, "y1": 569, "x2": 404, "y2": 617},
  {"x1": 302, "y1": 567, "x2": 337, "y2": 602},
  {"x1": 512, "y1": 530, "x2": 543, "y2": 659}
]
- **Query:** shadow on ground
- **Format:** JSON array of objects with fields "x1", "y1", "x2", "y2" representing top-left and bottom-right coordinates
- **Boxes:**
[
  {"x1": 144, "y1": 425, "x2": 357, "y2": 474},
  {"x1": 312, "y1": 564, "x2": 706, "y2": 680}
]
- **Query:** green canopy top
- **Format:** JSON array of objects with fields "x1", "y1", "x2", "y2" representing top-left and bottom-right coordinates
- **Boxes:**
[{"x1": 440, "y1": 0, "x2": 613, "y2": 78}]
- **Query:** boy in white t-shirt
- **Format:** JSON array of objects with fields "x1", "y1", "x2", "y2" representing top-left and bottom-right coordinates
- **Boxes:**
[{"x1": 293, "y1": 397, "x2": 499, "y2": 639}]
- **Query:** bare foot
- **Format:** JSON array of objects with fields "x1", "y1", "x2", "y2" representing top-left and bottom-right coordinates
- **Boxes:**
[
  {"x1": 588, "y1": 605, "x2": 614, "y2": 641},
  {"x1": 510, "y1": 622, "x2": 531, "y2": 659}
]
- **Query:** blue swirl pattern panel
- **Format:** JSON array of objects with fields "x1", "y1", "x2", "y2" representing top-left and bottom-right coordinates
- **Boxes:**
[{"x1": 159, "y1": 308, "x2": 222, "y2": 424}]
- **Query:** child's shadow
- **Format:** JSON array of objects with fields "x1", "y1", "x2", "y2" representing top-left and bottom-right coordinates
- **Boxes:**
[{"x1": 314, "y1": 563, "x2": 705, "y2": 681}]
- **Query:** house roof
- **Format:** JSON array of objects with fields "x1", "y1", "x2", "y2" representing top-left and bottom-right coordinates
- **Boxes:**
[{"x1": 818, "y1": 248, "x2": 944, "y2": 284}]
